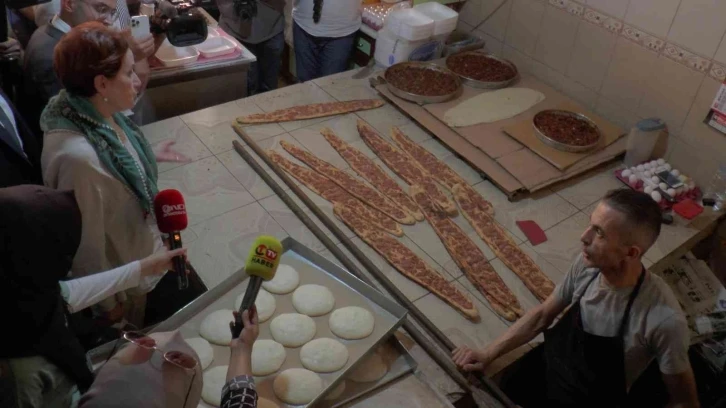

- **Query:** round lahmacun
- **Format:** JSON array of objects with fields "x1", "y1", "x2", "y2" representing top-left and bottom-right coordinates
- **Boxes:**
[
  {"x1": 273, "y1": 368, "x2": 324, "y2": 405},
  {"x1": 292, "y1": 284, "x2": 335, "y2": 316},
  {"x1": 329, "y1": 306, "x2": 375, "y2": 340},
  {"x1": 199, "y1": 309, "x2": 234, "y2": 346},
  {"x1": 262, "y1": 264, "x2": 300, "y2": 294},
  {"x1": 270, "y1": 313, "x2": 317, "y2": 347},
  {"x1": 300, "y1": 338, "x2": 349, "y2": 373}
]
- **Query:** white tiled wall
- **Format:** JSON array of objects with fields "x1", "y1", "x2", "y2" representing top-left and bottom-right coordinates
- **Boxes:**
[{"x1": 457, "y1": 0, "x2": 726, "y2": 188}]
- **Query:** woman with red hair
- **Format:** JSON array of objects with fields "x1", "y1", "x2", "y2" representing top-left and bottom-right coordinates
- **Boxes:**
[{"x1": 40, "y1": 22, "x2": 187, "y2": 320}]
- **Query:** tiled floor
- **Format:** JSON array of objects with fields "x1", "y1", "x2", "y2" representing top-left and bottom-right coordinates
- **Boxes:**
[{"x1": 143, "y1": 69, "x2": 704, "y2": 365}]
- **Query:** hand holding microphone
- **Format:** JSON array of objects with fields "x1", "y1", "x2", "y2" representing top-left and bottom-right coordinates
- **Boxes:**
[
  {"x1": 230, "y1": 236, "x2": 283, "y2": 338},
  {"x1": 153, "y1": 189, "x2": 189, "y2": 289}
]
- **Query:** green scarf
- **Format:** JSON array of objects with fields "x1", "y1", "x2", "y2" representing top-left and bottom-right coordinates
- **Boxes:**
[{"x1": 40, "y1": 90, "x2": 159, "y2": 214}]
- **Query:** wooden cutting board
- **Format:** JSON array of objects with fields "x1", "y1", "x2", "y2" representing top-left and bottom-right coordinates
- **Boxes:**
[{"x1": 502, "y1": 101, "x2": 625, "y2": 170}]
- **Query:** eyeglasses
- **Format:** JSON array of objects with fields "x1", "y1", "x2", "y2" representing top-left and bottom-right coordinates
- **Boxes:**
[
  {"x1": 105, "y1": 331, "x2": 198, "y2": 407},
  {"x1": 79, "y1": 0, "x2": 119, "y2": 22}
]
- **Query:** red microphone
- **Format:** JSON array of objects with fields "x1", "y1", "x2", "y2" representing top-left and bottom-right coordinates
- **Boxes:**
[{"x1": 153, "y1": 189, "x2": 189, "y2": 289}]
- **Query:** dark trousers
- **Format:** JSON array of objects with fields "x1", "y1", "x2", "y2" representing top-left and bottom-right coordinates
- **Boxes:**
[
  {"x1": 293, "y1": 21, "x2": 356, "y2": 83},
  {"x1": 242, "y1": 31, "x2": 285, "y2": 96}
]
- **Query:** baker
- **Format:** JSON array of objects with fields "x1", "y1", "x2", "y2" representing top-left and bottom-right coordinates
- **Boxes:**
[{"x1": 452, "y1": 189, "x2": 699, "y2": 408}]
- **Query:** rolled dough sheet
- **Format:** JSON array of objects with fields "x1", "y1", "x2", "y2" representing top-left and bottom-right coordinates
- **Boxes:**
[{"x1": 444, "y1": 88, "x2": 545, "y2": 127}]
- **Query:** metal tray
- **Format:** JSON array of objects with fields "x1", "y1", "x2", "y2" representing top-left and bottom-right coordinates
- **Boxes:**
[
  {"x1": 445, "y1": 51, "x2": 519, "y2": 89},
  {"x1": 91, "y1": 237, "x2": 409, "y2": 407},
  {"x1": 532, "y1": 109, "x2": 603, "y2": 153},
  {"x1": 384, "y1": 62, "x2": 461, "y2": 105}
]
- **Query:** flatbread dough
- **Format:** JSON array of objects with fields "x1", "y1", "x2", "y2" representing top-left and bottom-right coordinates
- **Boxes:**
[
  {"x1": 234, "y1": 288, "x2": 276, "y2": 322},
  {"x1": 262, "y1": 264, "x2": 300, "y2": 294},
  {"x1": 199, "y1": 309, "x2": 234, "y2": 346},
  {"x1": 184, "y1": 337, "x2": 213, "y2": 370},
  {"x1": 347, "y1": 352, "x2": 388, "y2": 383},
  {"x1": 270, "y1": 313, "x2": 317, "y2": 347},
  {"x1": 292, "y1": 284, "x2": 335, "y2": 316},
  {"x1": 201, "y1": 365, "x2": 228, "y2": 406},
  {"x1": 251, "y1": 339, "x2": 286, "y2": 376},
  {"x1": 329, "y1": 306, "x2": 375, "y2": 340},
  {"x1": 273, "y1": 368, "x2": 324, "y2": 405},
  {"x1": 300, "y1": 338, "x2": 349, "y2": 373},
  {"x1": 325, "y1": 381, "x2": 346, "y2": 400},
  {"x1": 258, "y1": 398, "x2": 279, "y2": 408},
  {"x1": 443, "y1": 88, "x2": 545, "y2": 127}
]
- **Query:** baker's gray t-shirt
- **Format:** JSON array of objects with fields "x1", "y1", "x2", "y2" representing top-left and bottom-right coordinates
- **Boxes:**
[{"x1": 555, "y1": 254, "x2": 690, "y2": 388}]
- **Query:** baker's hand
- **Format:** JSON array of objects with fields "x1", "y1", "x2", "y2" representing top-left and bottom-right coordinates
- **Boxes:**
[
  {"x1": 153, "y1": 140, "x2": 192, "y2": 163},
  {"x1": 139, "y1": 247, "x2": 188, "y2": 277},
  {"x1": 123, "y1": 30, "x2": 155, "y2": 61},
  {"x1": 452, "y1": 345, "x2": 492, "y2": 372}
]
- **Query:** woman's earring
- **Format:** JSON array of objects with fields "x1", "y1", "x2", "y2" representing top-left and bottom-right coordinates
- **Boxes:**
[{"x1": 103, "y1": 97, "x2": 109, "y2": 103}]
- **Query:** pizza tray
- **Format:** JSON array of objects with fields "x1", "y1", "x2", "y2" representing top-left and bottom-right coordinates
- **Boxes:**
[
  {"x1": 91, "y1": 237, "x2": 410, "y2": 407},
  {"x1": 445, "y1": 52, "x2": 519, "y2": 90},
  {"x1": 383, "y1": 62, "x2": 462, "y2": 105},
  {"x1": 532, "y1": 109, "x2": 603, "y2": 153},
  {"x1": 502, "y1": 101, "x2": 624, "y2": 171}
]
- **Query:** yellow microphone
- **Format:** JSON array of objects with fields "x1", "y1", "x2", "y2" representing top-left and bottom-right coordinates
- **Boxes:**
[{"x1": 231, "y1": 236, "x2": 283, "y2": 338}]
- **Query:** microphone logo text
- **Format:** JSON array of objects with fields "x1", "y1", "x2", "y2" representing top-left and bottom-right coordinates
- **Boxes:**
[
  {"x1": 162, "y1": 203, "x2": 186, "y2": 217},
  {"x1": 255, "y1": 244, "x2": 279, "y2": 261}
]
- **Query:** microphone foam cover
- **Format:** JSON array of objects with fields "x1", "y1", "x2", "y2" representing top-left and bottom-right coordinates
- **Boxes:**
[
  {"x1": 153, "y1": 189, "x2": 188, "y2": 233},
  {"x1": 245, "y1": 236, "x2": 282, "y2": 281}
]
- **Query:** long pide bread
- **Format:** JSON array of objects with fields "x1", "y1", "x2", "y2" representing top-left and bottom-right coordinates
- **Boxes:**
[
  {"x1": 321, "y1": 128, "x2": 423, "y2": 221},
  {"x1": 279, "y1": 140, "x2": 415, "y2": 225},
  {"x1": 237, "y1": 99, "x2": 384, "y2": 124},
  {"x1": 267, "y1": 150, "x2": 403, "y2": 237},
  {"x1": 452, "y1": 184, "x2": 554, "y2": 301},
  {"x1": 411, "y1": 185, "x2": 522, "y2": 321},
  {"x1": 391, "y1": 127, "x2": 494, "y2": 216},
  {"x1": 357, "y1": 120, "x2": 458, "y2": 216},
  {"x1": 333, "y1": 203, "x2": 480, "y2": 321}
]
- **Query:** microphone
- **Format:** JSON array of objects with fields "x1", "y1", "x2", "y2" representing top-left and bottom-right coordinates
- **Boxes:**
[
  {"x1": 153, "y1": 189, "x2": 189, "y2": 290},
  {"x1": 231, "y1": 236, "x2": 283, "y2": 338}
]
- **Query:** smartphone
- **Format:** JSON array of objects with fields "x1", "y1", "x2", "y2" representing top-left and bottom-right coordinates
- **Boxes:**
[
  {"x1": 130, "y1": 15, "x2": 151, "y2": 40},
  {"x1": 657, "y1": 170, "x2": 684, "y2": 188}
]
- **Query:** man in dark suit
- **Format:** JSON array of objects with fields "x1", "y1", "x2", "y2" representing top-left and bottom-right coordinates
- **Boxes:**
[{"x1": 0, "y1": 86, "x2": 42, "y2": 187}]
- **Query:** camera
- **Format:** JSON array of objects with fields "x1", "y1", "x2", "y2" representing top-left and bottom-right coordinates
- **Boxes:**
[{"x1": 153, "y1": 0, "x2": 209, "y2": 46}]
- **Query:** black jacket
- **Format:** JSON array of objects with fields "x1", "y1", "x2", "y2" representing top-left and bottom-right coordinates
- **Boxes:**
[{"x1": 0, "y1": 89, "x2": 42, "y2": 187}]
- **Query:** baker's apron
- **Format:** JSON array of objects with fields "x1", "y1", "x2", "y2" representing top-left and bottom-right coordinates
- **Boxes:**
[{"x1": 500, "y1": 269, "x2": 646, "y2": 408}]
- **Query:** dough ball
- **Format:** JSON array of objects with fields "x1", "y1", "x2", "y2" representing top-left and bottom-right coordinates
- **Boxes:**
[
  {"x1": 325, "y1": 381, "x2": 346, "y2": 400},
  {"x1": 329, "y1": 307, "x2": 375, "y2": 340},
  {"x1": 671, "y1": 169, "x2": 680, "y2": 177},
  {"x1": 651, "y1": 176, "x2": 659, "y2": 183},
  {"x1": 258, "y1": 398, "x2": 279, "y2": 408},
  {"x1": 273, "y1": 368, "x2": 324, "y2": 405},
  {"x1": 199, "y1": 309, "x2": 234, "y2": 346},
  {"x1": 252, "y1": 339, "x2": 286, "y2": 376},
  {"x1": 262, "y1": 264, "x2": 300, "y2": 294},
  {"x1": 347, "y1": 352, "x2": 388, "y2": 383},
  {"x1": 666, "y1": 188, "x2": 676, "y2": 197},
  {"x1": 292, "y1": 284, "x2": 335, "y2": 316},
  {"x1": 651, "y1": 191, "x2": 662, "y2": 202},
  {"x1": 636, "y1": 164, "x2": 644, "y2": 171},
  {"x1": 270, "y1": 313, "x2": 316, "y2": 347},
  {"x1": 201, "y1": 365, "x2": 228, "y2": 406},
  {"x1": 184, "y1": 337, "x2": 213, "y2": 370},
  {"x1": 235, "y1": 289, "x2": 276, "y2": 323},
  {"x1": 628, "y1": 174, "x2": 638, "y2": 185},
  {"x1": 659, "y1": 182, "x2": 668, "y2": 191},
  {"x1": 644, "y1": 185, "x2": 654, "y2": 195},
  {"x1": 644, "y1": 170, "x2": 652, "y2": 178},
  {"x1": 300, "y1": 338, "x2": 349, "y2": 373},
  {"x1": 621, "y1": 169, "x2": 631, "y2": 178},
  {"x1": 657, "y1": 158, "x2": 665, "y2": 165},
  {"x1": 664, "y1": 164, "x2": 672, "y2": 171}
]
